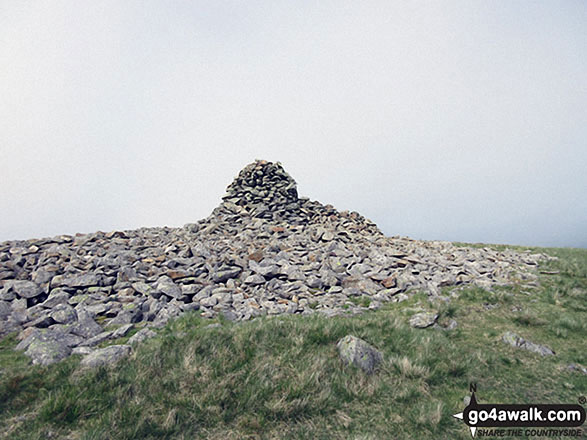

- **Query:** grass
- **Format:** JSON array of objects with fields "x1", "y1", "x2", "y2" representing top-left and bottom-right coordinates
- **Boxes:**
[{"x1": 0, "y1": 245, "x2": 585, "y2": 439}]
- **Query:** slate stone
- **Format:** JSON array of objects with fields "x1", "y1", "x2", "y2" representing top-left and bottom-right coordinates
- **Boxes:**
[
  {"x1": 12, "y1": 280, "x2": 42, "y2": 298},
  {"x1": 41, "y1": 290, "x2": 71, "y2": 308}
]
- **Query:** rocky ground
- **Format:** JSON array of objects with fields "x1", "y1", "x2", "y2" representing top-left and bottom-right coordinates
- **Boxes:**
[{"x1": 0, "y1": 160, "x2": 550, "y2": 365}]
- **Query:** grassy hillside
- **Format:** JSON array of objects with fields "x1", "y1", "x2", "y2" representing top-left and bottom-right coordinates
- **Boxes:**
[{"x1": 1, "y1": 245, "x2": 585, "y2": 439}]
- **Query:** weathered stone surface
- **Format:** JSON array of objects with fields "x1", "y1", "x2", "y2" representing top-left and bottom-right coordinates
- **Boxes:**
[
  {"x1": 71, "y1": 311, "x2": 103, "y2": 339},
  {"x1": 212, "y1": 267, "x2": 241, "y2": 283},
  {"x1": 80, "y1": 331, "x2": 113, "y2": 347},
  {"x1": 409, "y1": 312, "x2": 438, "y2": 328},
  {"x1": 50, "y1": 304, "x2": 77, "y2": 324},
  {"x1": 0, "y1": 301, "x2": 11, "y2": 319},
  {"x1": 155, "y1": 276, "x2": 181, "y2": 299},
  {"x1": 502, "y1": 331, "x2": 554, "y2": 356},
  {"x1": 112, "y1": 323, "x2": 134, "y2": 339},
  {"x1": 1, "y1": 159, "x2": 550, "y2": 365},
  {"x1": 337, "y1": 335, "x2": 383, "y2": 374},
  {"x1": 24, "y1": 333, "x2": 72, "y2": 365},
  {"x1": 62, "y1": 273, "x2": 101, "y2": 288},
  {"x1": 128, "y1": 328, "x2": 156, "y2": 345},
  {"x1": 12, "y1": 280, "x2": 42, "y2": 298},
  {"x1": 80, "y1": 345, "x2": 131, "y2": 368}
]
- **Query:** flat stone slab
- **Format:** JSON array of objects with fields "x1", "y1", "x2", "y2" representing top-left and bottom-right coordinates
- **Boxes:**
[
  {"x1": 337, "y1": 335, "x2": 383, "y2": 374},
  {"x1": 502, "y1": 331, "x2": 554, "y2": 356},
  {"x1": 80, "y1": 345, "x2": 132, "y2": 368}
]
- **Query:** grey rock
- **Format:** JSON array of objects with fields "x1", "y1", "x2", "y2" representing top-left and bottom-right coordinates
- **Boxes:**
[
  {"x1": 409, "y1": 312, "x2": 438, "y2": 328},
  {"x1": 24, "y1": 333, "x2": 72, "y2": 365},
  {"x1": 112, "y1": 323, "x2": 134, "y2": 339},
  {"x1": 80, "y1": 345, "x2": 131, "y2": 368},
  {"x1": 80, "y1": 331, "x2": 114, "y2": 347},
  {"x1": 0, "y1": 301, "x2": 11, "y2": 319},
  {"x1": 64, "y1": 273, "x2": 101, "y2": 288},
  {"x1": 71, "y1": 311, "x2": 103, "y2": 338},
  {"x1": 72, "y1": 346, "x2": 93, "y2": 356},
  {"x1": 41, "y1": 290, "x2": 70, "y2": 308},
  {"x1": 50, "y1": 304, "x2": 77, "y2": 324},
  {"x1": 128, "y1": 328, "x2": 156, "y2": 345},
  {"x1": 1, "y1": 159, "x2": 552, "y2": 365},
  {"x1": 155, "y1": 276, "x2": 181, "y2": 299},
  {"x1": 244, "y1": 274, "x2": 265, "y2": 285},
  {"x1": 212, "y1": 267, "x2": 241, "y2": 283},
  {"x1": 0, "y1": 288, "x2": 16, "y2": 301},
  {"x1": 337, "y1": 335, "x2": 383, "y2": 374},
  {"x1": 132, "y1": 282, "x2": 153, "y2": 296},
  {"x1": 502, "y1": 331, "x2": 554, "y2": 356},
  {"x1": 12, "y1": 280, "x2": 42, "y2": 298}
]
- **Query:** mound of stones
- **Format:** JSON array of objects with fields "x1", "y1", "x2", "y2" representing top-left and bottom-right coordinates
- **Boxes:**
[{"x1": 0, "y1": 160, "x2": 549, "y2": 365}]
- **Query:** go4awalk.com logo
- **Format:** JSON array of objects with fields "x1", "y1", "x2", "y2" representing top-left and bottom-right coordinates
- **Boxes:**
[{"x1": 453, "y1": 384, "x2": 586, "y2": 438}]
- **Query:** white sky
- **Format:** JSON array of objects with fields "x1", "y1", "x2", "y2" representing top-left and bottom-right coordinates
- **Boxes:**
[{"x1": 1, "y1": 1, "x2": 586, "y2": 248}]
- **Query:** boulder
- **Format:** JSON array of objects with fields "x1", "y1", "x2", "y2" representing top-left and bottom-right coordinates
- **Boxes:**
[
  {"x1": 337, "y1": 335, "x2": 383, "y2": 374},
  {"x1": 409, "y1": 312, "x2": 438, "y2": 328},
  {"x1": 80, "y1": 345, "x2": 132, "y2": 368}
]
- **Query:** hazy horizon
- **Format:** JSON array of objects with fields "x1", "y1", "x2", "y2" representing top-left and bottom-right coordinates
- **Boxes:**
[{"x1": 1, "y1": 1, "x2": 586, "y2": 248}]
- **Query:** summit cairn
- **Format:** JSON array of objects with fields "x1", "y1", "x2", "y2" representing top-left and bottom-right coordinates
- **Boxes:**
[
  {"x1": 0, "y1": 159, "x2": 549, "y2": 365},
  {"x1": 222, "y1": 160, "x2": 300, "y2": 220}
]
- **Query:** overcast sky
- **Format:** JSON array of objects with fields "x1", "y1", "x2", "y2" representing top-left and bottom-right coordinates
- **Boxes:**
[{"x1": 1, "y1": 1, "x2": 586, "y2": 248}]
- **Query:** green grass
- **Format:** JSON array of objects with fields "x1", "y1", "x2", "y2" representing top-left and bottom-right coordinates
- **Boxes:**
[{"x1": 0, "y1": 245, "x2": 585, "y2": 439}]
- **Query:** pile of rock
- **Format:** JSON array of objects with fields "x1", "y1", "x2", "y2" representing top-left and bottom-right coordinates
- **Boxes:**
[{"x1": 0, "y1": 160, "x2": 549, "y2": 365}]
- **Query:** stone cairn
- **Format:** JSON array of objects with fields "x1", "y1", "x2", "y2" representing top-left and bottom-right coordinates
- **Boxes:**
[{"x1": 0, "y1": 160, "x2": 548, "y2": 365}]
